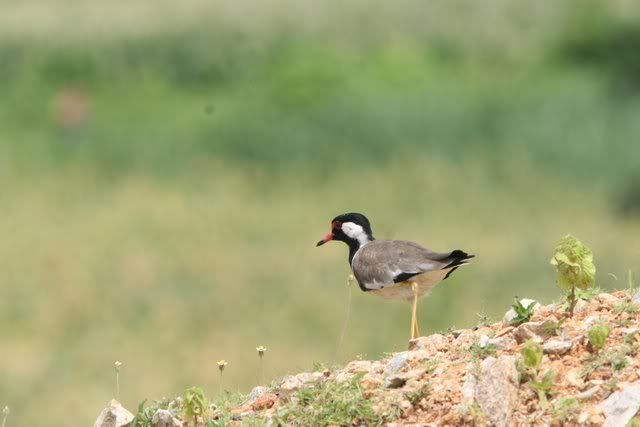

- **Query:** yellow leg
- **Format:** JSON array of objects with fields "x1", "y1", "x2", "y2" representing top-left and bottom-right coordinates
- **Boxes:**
[{"x1": 411, "y1": 282, "x2": 419, "y2": 339}]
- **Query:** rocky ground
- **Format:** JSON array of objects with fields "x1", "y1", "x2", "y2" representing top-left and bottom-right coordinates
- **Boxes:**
[{"x1": 96, "y1": 290, "x2": 640, "y2": 426}]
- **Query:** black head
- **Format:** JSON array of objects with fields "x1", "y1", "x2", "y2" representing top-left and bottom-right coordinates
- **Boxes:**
[{"x1": 316, "y1": 212, "x2": 374, "y2": 248}]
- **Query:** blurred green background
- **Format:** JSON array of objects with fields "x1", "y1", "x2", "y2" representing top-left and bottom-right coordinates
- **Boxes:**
[{"x1": 1, "y1": 0, "x2": 640, "y2": 425}]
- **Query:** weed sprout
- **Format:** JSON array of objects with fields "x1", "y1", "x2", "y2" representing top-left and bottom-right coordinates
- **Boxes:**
[
  {"x1": 256, "y1": 346, "x2": 267, "y2": 384},
  {"x1": 2, "y1": 406, "x2": 9, "y2": 427},
  {"x1": 216, "y1": 360, "x2": 227, "y2": 395},
  {"x1": 114, "y1": 361, "x2": 123, "y2": 400}
]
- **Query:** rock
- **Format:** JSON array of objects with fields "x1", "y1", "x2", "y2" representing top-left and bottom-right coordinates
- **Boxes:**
[
  {"x1": 251, "y1": 393, "x2": 277, "y2": 411},
  {"x1": 565, "y1": 369, "x2": 585, "y2": 388},
  {"x1": 574, "y1": 299, "x2": 589, "y2": 314},
  {"x1": 489, "y1": 335, "x2": 516, "y2": 349},
  {"x1": 543, "y1": 339, "x2": 573, "y2": 355},
  {"x1": 93, "y1": 399, "x2": 134, "y2": 427},
  {"x1": 583, "y1": 315, "x2": 609, "y2": 329},
  {"x1": 384, "y1": 368, "x2": 425, "y2": 389},
  {"x1": 474, "y1": 356, "x2": 518, "y2": 427},
  {"x1": 596, "y1": 293, "x2": 619, "y2": 307},
  {"x1": 574, "y1": 385, "x2": 601, "y2": 401},
  {"x1": 384, "y1": 353, "x2": 409, "y2": 377},
  {"x1": 243, "y1": 386, "x2": 269, "y2": 405},
  {"x1": 600, "y1": 381, "x2": 640, "y2": 427},
  {"x1": 478, "y1": 334, "x2": 490, "y2": 347},
  {"x1": 502, "y1": 299, "x2": 540, "y2": 324},
  {"x1": 151, "y1": 409, "x2": 181, "y2": 427},
  {"x1": 279, "y1": 372, "x2": 322, "y2": 399},
  {"x1": 408, "y1": 333, "x2": 447, "y2": 351},
  {"x1": 343, "y1": 359, "x2": 377, "y2": 373},
  {"x1": 460, "y1": 370, "x2": 476, "y2": 408},
  {"x1": 512, "y1": 320, "x2": 557, "y2": 344}
]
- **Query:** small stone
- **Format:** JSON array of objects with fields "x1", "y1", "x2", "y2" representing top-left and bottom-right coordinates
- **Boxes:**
[
  {"x1": 596, "y1": 293, "x2": 619, "y2": 307},
  {"x1": 600, "y1": 381, "x2": 640, "y2": 427},
  {"x1": 385, "y1": 368, "x2": 425, "y2": 389},
  {"x1": 279, "y1": 372, "x2": 322, "y2": 399},
  {"x1": 334, "y1": 371, "x2": 354, "y2": 383},
  {"x1": 384, "y1": 353, "x2": 409, "y2": 375},
  {"x1": 543, "y1": 339, "x2": 573, "y2": 355},
  {"x1": 574, "y1": 385, "x2": 601, "y2": 401},
  {"x1": 408, "y1": 333, "x2": 447, "y2": 351},
  {"x1": 565, "y1": 369, "x2": 585, "y2": 388},
  {"x1": 474, "y1": 356, "x2": 518, "y2": 427},
  {"x1": 478, "y1": 335, "x2": 490, "y2": 347},
  {"x1": 512, "y1": 321, "x2": 557, "y2": 344},
  {"x1": 251, "y1": 393, "x2": 277, "y2": 411},
  {"x1": 243, "y1": 386, "x2": 269, "y2": 405},
  {"x1": 93, "y1": 399, "x2": 134, "y2": 427},
  {"x1": 151, "y1": 409, "x2": 181, "y2": 427},
  {"x1": 574, "y1": 299, "x2": 589, "y2": 314},
  {"x1": 489, "y1": 335, "x2": 516, "y2": 349},
  {"x1": 343, "y1": 359, "x2": 376, "y2": 373}
]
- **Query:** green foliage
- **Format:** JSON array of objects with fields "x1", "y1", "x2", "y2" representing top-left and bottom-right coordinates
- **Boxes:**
[
  {"x1": 521, "y1": 340, "x2": 543, "y2": 371},
  {"x1": 469, "y1": 342, "x2": 498, "y2": 360},
  {"x1": 587, "y1": 324, "x2": 611, "y2": 352},
  {"x1": 551, "y1": 235, "x2": 596, "y2": 316},
  {"x1": 613, "y1": 301, "x2": 640, "y2": 315},
  {"x1": 405, "y1": 384, "x2": 430, "y2": 406},
  {"x1": 132, "y1": 398, "x2": 175, "y2": 427},
  {"x1": 183, "y1": 387, "x2": 210, "y2": 425},
  {"x1": 509, "y1": 298, "x2": 536, "y2": 326},
  {"x1": 575, "y1": 286, "x2": 601, "y2": 301},
  {"x1": 552, "y1": 397, "x2": 580, "y2": 423},
  {"x1": 274, "y1": 376, "x2": 383, "y2": 426},
  {"x1": 529, "y1": 370, "x2": 555, "y2": 407},
  {"x1": 550, "y1": 235, "x2": 596, "y2": 292}
]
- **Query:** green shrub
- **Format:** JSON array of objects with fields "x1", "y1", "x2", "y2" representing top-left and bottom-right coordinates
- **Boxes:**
[
  {"x1": 587, "y1": 324, "x2": 610, "y2": 352},
  {"x1": 550, "y1": 235, "x2": 596, "y2": 316}
]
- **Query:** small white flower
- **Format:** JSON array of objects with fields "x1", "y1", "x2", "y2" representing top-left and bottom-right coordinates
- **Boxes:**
[
  {"x1": 114, "y1": 361, "x2": 123, "y2": 372},
  {"x1": 256, "y1": 346, "x2": 267, "y2": 357},
  {"x1": 2, "y1": 406, "x2": 9, "y2": 416},
  {"x1": 217, "y1": 360, "x2": 227, "y2": 372}
]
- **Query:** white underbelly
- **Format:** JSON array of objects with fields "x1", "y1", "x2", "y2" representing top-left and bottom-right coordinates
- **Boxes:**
[{"x1": 368, "y1": 268, "x2": 451, "y2": 302}]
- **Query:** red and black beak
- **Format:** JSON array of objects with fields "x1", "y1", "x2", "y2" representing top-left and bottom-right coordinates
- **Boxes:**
[{"x1": 316, "y1": 232, "x2": 333, "y2": 247}]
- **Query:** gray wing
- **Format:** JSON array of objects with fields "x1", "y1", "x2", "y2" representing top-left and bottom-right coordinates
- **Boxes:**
[{"x1": 352, "y1": 240, "x2": 469, "y2": 291}]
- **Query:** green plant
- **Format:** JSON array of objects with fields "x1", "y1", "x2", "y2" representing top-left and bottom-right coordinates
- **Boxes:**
[
  {"x1": 469, "y1": 342, "x2": 497, "y2": 360},
  {"x1": 529, "y1": 370, "x2": 555, "y2": 408},
  {"x1": 114, "y1": 361, "x2": 123, "y2": 400},
  {"x1": 521, "y1": 340, "x2": 543, "y2": 371},
  {"x1": 183, "y1": 387, "x2": 210, "y2": 426},
  {"x1": 131, "y1": 400, "x2": 154, "y2": 427},
  {"x1": 543, "y1": 319, "x2": 564, "y2": 336},
  {"x1": 509, "y1": 298, "x2": 536, "y2": 326},
  {"x1": 2, "y1": 406, "x2": 9, "y2": 427},
  {"x1": 256, "y1": 346, "x2": 267, "y2": 384},
  {"x1": 613, "y1": 300, "x2": 640, "y2": 315},
  {"x1": 551, "y1": 235, "x2": 596, "y2": 317},
  {"x1": 575, "y1": 286, "x2": 601, "y2": 301},
  {"x1": 216, "y1": 360, "x2": 228, "y2": 395},
  {"x1": 587, "y1": 324, "x2": 610, "y2": 352},
  {"x1": 274, "y1": 375, "x2": 382, "y2": 426},
  {"x1": 552, "y1": 397, "x2": 579, "y2": 423},
  {"x1": 405, "y1": 384, "x2": 430, "y2": 406}
]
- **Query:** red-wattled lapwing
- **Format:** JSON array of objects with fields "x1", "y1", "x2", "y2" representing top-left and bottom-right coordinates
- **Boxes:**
[{"x1": 316, "y1": 213, "x2": 474, "y2": 340}]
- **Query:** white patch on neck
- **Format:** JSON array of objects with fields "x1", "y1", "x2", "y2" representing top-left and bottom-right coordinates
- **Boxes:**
[{"x1": 341, "y1": 222, "x2": 370, "y2": 247}]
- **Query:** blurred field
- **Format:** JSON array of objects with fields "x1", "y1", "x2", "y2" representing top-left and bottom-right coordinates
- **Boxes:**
[{"x1": 1, "y1": 1, "x2": 640, "y2": 426}]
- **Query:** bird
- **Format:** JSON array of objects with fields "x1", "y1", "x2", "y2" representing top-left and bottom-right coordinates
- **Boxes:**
[{"x1": 316, "y1": 212, "x2": 474, "y2": 340}]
